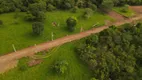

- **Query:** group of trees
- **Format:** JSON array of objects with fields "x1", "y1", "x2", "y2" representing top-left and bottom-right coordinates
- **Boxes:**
[
  {"x1": 1, "y1": 0, "x2": 142, "y2": 14},
  {"x1": 76, "y1": 23, "x2": 142, "y2": 80}
]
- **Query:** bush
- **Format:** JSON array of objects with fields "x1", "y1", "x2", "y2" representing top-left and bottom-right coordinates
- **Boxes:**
[
  {"x1": 53, "y1": 60, "x2": 68, "y2": 74},
  {"x1": 0, "y1": 20, "x2": 3, "y2": 25},
  {"x1": 66, "y1": 16, "x2": 78, "y2": 32},
  {"x1": 72, "y1": 6, "x2": 78, "y2": 13},
  {"x1": 32, "y1": 22, "x2": 44, "y2": 35},
  {"x1": 83, "y1": 8, "x2": 94, "y2": 19},
  {"x1": 47, "y1": 4, "x2": 56, "y2": 11}
]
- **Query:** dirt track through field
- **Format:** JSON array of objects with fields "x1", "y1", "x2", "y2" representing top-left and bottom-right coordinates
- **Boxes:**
[{"x1": 0, "y1": 6, "x2": 142, "y2": 73}]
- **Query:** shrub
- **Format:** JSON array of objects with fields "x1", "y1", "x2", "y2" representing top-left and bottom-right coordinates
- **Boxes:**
[
  {"x1": 66, "y1": 16, "x2": 78, "y2": 32},
  {"x1": 72, "y1": 6, "x2": 78, "y2": 13},
  {"x1": 53, "y1": 60, "x2": 68, "y2": 74},
  {"x1": 47, "y1": 4, "x2": 56, "y2": 11},
  {"x1": 32, "y1": 22, "x2": 44, "y2": 35},
  {"x1": 121, "y1": 4, "x2": 129, "y2": 13},
  {"x1": 88, "y1": 3, "x2": 97, "y2": 11},
  {"x1": 83, "y1": 8, "x2": 94, "y2": 19}
]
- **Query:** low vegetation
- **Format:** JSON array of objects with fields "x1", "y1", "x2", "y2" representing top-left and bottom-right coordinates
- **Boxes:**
[{"x1": 113, "y1": 5, "x2": 135, "y2": 17}]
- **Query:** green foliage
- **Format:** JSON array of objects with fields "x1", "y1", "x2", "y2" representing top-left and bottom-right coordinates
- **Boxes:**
[
  {"x1": 89, "y1": 3, "x2": 97, "y2": 11},
  {"x1": 53, "y1": 60, "x2": 69, "y2": 74},
  {"x1": 0, "y1": 0, "x2": 141, "y2": 14},
  {"x1": 47, "y1": 4, "x2": 56, "y2": 11},
  {"x1": 72, "y1": 6, "x2": 78, "y2": 13},
  {"x1": 32, "y1": 22, "x2": 44, "y2": 35},
  {"x1": 27, "y1": 1, "x2": 46, "y2": 21},
  {"x1": 77, "y1": 24, "x2": 142, "y2": 80},
  {"x1": 83, "y1": 8, "x2": 94, "y2": 19},
  {"x1": 66, "y1": 16, "x2": 78, "y2": 32},
  {"x1": 121, "y1": 5, "x2": 129, "y2": 13},
  {"x1": 25, "y1": 13, "x2": 35, "y2": 21}
]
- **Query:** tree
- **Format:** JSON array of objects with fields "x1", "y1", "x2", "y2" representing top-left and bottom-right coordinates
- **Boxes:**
[
  {"x1": 77, "y1": 23, "x2": 142, "y2": 80},
  {"x1": 66, "y1": 16, "x2": 78, "y2": 32},
  {"x1": 32, "y1": 22, "x2": 44, "y2": 35}
]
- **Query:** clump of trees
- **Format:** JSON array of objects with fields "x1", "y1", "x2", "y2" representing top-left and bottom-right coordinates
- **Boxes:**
[
  {"x1": 76, "y1": 23, "x2": 142, "y2": 80},
  {"x1": 52, "y1": 60, "x2": 68, "y2": 74},
  {"x1": 32, "y1": 22, "x2": 44, "y2": 35},
  {"x1": 66, "y1": 16, "x2": 78, "y2": 32}
]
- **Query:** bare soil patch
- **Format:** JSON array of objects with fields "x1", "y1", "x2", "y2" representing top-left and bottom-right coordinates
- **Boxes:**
[{"x1": 107, "y1": 11, "x2": 127, "y2": 21}]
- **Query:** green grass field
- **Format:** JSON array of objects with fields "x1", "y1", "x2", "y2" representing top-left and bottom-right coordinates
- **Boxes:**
[
  {"x1": 113, "y1": 7, "x2": 135, "y2": 17},
  {"x1": 0, "y1": 41, "x2": 93, "y2": 80},
  {"x1": 0, "y1": 9, "x2": 112, "y2": 55}
]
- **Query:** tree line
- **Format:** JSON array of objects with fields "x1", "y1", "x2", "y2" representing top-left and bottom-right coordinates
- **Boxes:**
[
  {"x1": 1, "y1": 0, "x2": 142, "y2": 14},
  {"x1": 76, "y1": 23, "x2": 142, "y2": 80}
]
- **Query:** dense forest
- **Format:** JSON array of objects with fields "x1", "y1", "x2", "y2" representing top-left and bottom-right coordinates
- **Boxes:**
[
  {"x1": 77, "y1": 23, "x2": 142, "y2": 80},
  {"x1": 0, "y1": 0, "x2": 142, "y2": 14}
]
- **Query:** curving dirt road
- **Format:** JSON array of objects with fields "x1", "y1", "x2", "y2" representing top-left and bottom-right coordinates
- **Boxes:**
[{"x1": 1, "y1": 6, "x2": 142, "y2": 73}]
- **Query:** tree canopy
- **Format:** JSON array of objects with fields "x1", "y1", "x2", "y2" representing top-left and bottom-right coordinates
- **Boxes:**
[{"x1": 77, "y1": 23, "x2": 142, "y2": 80}]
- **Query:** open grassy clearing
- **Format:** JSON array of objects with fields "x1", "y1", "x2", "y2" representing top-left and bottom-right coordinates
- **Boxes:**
[
  {"x1": 0, "y1": 9, "x2": 112, "y2": 55},
  {"x1": 113, "y1": 7, "x2": 135, "y2": 17},
  {"x1": 0, "y1": 41, "x2": 92, "y2": 80}
]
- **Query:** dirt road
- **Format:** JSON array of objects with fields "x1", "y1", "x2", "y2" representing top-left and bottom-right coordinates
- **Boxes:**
[{"x1": 1, "y1": 6, "x2": 142, "y2": 73}]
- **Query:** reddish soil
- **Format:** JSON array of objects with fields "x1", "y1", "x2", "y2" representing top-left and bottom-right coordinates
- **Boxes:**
[
  {"x1": 28, "y1": 59, "x2": 43, "y2": 67},
  {"x1": 129, "y1": 6, "x2": 142, "y2": 14},
  {"x1": 107, "y1": 11, "x2": 127, "y2": 21}
]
